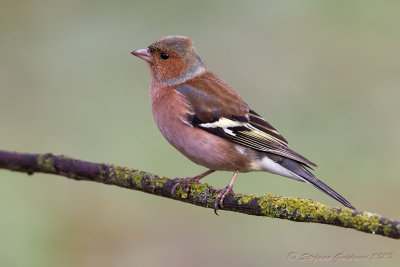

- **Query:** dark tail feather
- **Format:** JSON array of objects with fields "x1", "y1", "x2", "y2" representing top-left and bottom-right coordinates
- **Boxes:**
[
  {"x1": 299, "y1": 170, "x2": 356, "y2": 210},
  {"x1": 273, "y1": 155, "x2": 356, "y2": 210}
]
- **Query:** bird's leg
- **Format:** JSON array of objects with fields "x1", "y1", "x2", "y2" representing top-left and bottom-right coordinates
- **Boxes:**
[
  {"x1": 171, "y1": 169, "x2": 215, "y2": 195},
  {"x1": 214, "y1": 170, "x2": 239, "y2": 215}
]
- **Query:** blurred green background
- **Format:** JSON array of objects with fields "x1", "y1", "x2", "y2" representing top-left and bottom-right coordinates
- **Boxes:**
[{"x1": 1, "y1": 0, "x2": 399, "y2": 266}]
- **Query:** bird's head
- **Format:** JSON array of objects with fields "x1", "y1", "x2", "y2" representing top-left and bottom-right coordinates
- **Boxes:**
[{"x1": 131, "y1": 36, "x2": 205, "y2": 85}]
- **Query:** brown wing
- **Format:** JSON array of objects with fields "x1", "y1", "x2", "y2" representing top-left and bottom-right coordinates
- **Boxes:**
[
  {"x1": 180, "y1": 71, "x2": 249, "y2": 122},
  {"x1": 175, "y1": 71, "x2": 317, "y2": 167}
]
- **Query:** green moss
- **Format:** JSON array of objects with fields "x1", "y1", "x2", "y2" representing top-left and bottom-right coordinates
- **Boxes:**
[
  {"x1": 236, "y1": 194, "x2": 259, "y2": 205},
  {"x1": 129, "y1": 170, "x2": 167, "y2": 192},
  {"x1": 173, "y1": 183, "x2": 187, "y2": 198},
  {"x1": 349, "y1": 211, "x2": 379, "y2": 232},
  {"x1": 191, "y1": 182, "x2": 216, "y2": 207},
  {"x1": 189, "y1": 181, "x2": 209, "y2": 196},
  {"x1": 131, "y1": 172, "x2": 143, "y2": 188},
  {"x1": 173, "y1": 181, "x2": 210, "y2": 200},
  {"x1": 153, "y1": 176, "x2": 168, "y2": 188},
  {"x1": 383, "y1": 225, "x2": 392, "y2": 236},
  {"x1": 107, "y1": 165, "x2": 146, "y2": 189},
  {"x1": 37, "y1": 154, "x2": 56, "y2": 172},
  {"x1": 257, "y1": 194, "x2": 388, "y2": 234},
  {"x1": 171, "y1": 181, "x2": 217, "y2": 207},
  {"x1": 257, "y1": 194, "x2": 321, "y2": 219}
]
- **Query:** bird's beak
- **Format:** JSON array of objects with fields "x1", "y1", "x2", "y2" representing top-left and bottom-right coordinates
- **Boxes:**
[{"x1": 131, "y1": 48, "x2": 153, "y2": 63}]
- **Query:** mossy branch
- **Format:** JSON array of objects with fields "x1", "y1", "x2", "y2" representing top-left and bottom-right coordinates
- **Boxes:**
[{"x1": 0, "y1": 149, "x2": 399, "y2": 239}]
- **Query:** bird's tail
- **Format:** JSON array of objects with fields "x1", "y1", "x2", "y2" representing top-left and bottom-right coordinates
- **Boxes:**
[
  {"x1": 266, "y1": 154, "x2": 356, "y2": 210},
  {"x1": 298, "y1": 170, "x2": 356, "y2": 211}
]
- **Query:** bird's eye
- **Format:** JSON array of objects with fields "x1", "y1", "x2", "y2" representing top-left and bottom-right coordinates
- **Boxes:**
[{"x1": 160, "y1": 52, "x2": 170, "y2": 60}]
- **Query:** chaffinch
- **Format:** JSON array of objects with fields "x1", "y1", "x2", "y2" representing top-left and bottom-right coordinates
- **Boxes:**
[{"x1": 131, "y1": 35, "x2": 356, "y2": 212}]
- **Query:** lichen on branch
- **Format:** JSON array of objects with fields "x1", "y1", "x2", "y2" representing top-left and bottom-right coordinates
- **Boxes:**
[{"x1": 0, "y1": 150, "x2": 399, "y2": 239}]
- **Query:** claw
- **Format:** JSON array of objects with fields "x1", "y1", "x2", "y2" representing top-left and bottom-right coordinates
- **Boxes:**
[
  {"x1": 213, "y1": 187, "x2": 234, "y2": 215},
  {"x1": 171, "y1": 170, "x2": 215, "y2": 196},
  {"x1": 171, "y1": 177, "x2": 198, "y2": 195},
  {"x1": 171, "y1": 178, "x2": 185, "y2": 195},
  {"x1": 213, "y1": 170, "x2": 239, "y2": 215}
]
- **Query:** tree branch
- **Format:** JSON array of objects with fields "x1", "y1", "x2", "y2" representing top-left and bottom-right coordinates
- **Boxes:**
[{"x1": 0, "y1": 149, "x2": 399, "y2": 239}]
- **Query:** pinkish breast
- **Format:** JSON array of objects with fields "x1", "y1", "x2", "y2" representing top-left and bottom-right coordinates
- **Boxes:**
[{"x1": 150, "y1": 86, "x2": 251, "y2": 171}]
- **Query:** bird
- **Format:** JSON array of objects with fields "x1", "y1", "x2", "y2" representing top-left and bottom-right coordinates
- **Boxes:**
[{"x1": 131, "y1": 35, "x2": 356, "y2": 213}]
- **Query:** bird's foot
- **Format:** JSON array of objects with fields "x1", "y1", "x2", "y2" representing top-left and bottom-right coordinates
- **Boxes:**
[
  {"x1": 213, "y1": 186, "x2": 235, "y2": 215},
  {"x1": 171, "y1": 170, "x2": 215, "y2": 196},
  {"x1": 171, "y1": 176, "x2": 201, "y2": 196},
  {"x1": 213, "y1": 170, "x2": 239, "y2": 215}
]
